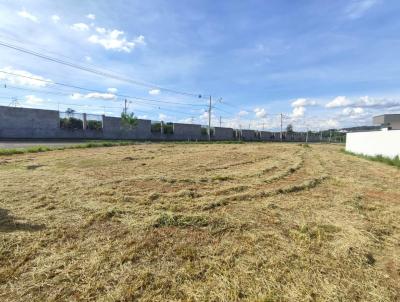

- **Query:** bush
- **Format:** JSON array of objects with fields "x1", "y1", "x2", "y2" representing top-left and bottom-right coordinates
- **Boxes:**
[
  {"x1": 87, "y1": 120, "x2": 102, "y2": 131},
  {"x1": 121, "y1": 112, "x2": 138, "y2": 129},
  {"x1": 163, "y1": 123, "x2": 174, "y2": 135},
  {"x1": 60, "y1": 117, "x2": 83, "y2": 130},
  {"x1": 201, "y1": 127, "x2": 214, "y2": 136},
  {"x1": 151, "y1": 122, "x2": 161, "y2": 133}
]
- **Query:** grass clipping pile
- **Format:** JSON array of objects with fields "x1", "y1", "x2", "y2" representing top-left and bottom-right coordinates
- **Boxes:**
[{"x1": 0, "y1": 143, "x2": 399, "y2": 301}]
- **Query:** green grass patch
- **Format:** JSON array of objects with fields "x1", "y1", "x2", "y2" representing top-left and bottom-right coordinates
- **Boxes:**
[
  {"x1": 342, "y1": 149, "x2": 400, "y2": 168},
  {"x1": 0, "y1": 141, "x2": 139, "y2": 156}
]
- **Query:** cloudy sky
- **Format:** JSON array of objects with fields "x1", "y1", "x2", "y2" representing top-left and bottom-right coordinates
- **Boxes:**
[{"x1": 0, "y1": 0, "x2": 400, "y2": 130}]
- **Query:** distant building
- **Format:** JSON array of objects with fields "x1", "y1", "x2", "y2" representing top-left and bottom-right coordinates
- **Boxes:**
[{"x1": 373, "y1": 114, "x2": 400, "y2": 130}]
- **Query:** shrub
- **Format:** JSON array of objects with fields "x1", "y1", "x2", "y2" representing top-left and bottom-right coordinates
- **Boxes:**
[
  {"x1": 163, "y1": 123, "x2": 174, "y2": 135},
  {"x1": 201, "y1": 127, "x2": 214, "y2": 136},
  {"x1": 121, "y1": 112, "x2": 138, "y2": 129},
  {"x1": 60, "y1": 117, "x2": 83, "y2": 130},
  {"x1": 87, "y1": 120, "x2": 102, "y2": 130},
  {"x1": 151, "y1": 122, "x2": 161, "y2": 133}
]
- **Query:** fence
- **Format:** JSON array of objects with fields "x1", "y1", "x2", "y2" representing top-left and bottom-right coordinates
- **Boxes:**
[{"x1": 0, "y1": 105, "x2": 342, "y2": 142}]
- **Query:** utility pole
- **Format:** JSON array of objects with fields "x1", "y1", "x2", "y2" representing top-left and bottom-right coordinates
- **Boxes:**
[
  {"x1": 208, "y1": 96, "x2": 212, "y2": 141},
  {"x1": 219, "y1": 116, "x2": 222, "y2": 127},
  {"x1": 280, "y1": 113, "x2": 283, "y2": 142},
  {"x1": 329, "y1": 130, "x2": 332, "y2": 143},
  {"x1": 9, "y1": 97, "x2": 19, "y2": 107},
  {"x1": 124, "y1": 99, "x2": 127, "y2": 114}
]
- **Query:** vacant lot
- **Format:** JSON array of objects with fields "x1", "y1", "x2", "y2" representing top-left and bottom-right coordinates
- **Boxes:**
[{"x1": 0, "y1": 143, "x2": 399, "y2": 301}]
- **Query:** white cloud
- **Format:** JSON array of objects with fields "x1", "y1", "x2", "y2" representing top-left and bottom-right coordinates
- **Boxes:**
[
  {"x1": 88, "y1": 29, "x2": 145, "y2": 52},
  {"x1": 95, "y1": 27, "x2": 106, "y2": 34},
  {"x1": 326, "y1": 95, "x2": 400, "y2": 109},
  {"x1": 291, "y1": 98, "x2": 317, "y2": 107},
  {"x1": 17, "y1": 9, "x2": 39, "y2": 23},
  {"x1": 238, "y1": 110, "x2": 249, "y2": 116},
  {"x1": 354, "y1": 96, "x2": 400, "y2": 108},
  {"x1": 345, "y1": 0, "x2": 379, "y2": 19},
  {"x1": 51, "y1": 15, "x2": 60, "y2": 23},
  {"x1": 179, "y1": 117, "x2": 194, "y2": 124},
  {"x1": 199, "y1": 111, "x2": 216, "y2": 121},
  {"x1": 138, "y1": 115, "x2": 148, "y2": 119},
  {"x1": 71, "y1": 92, "x2": 116, "y2": 100},
  {"x1": 0, "y1": 66, "x2": 52, "y2": 87},
  {"x1": 292, "y1": 106, "x2": 306, "y2": 117},
  {"x1": 84, "y1": 56, "x2": 92, "y2": 62},
  {"x1": 159, "y1": 113, "x2": 168, "y2": 120},
  {"x1": 342, "y1": 107, "x2": 364, "y2": 117},
  {"x1": 254, "y1": 108, "x2": 267, "y2": 118},
  {"x1": 86, "y1": 14, "x2": 96, "y2": 20},
  {"x1": 325, "y1": 96, "x2": 351, "y2": 108},
  {"x1": 324, "y1": 119, "x2": 340, "y2": 128},
  {"x1": 107, "y1": 87, "x2": 118, "y2": 93},
  {"x1": 148, "y1": 89, "x2": 160, "y2": 95},
  {"x1": 71, "y1": 23, "x2": 89, "y2": 31},
  {"x1": 25, "y1": 95, "x2": 44, "y2": 105}
]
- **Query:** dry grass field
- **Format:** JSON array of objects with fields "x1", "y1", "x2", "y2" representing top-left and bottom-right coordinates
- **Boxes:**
[{"x1": 0, "y1": 143, "x2": 399, "y2": 301}]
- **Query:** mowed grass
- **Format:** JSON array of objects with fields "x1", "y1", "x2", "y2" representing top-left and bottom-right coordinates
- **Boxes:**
[{"x1": 0, "y1": 143, "x2": 399, "y2": 301}]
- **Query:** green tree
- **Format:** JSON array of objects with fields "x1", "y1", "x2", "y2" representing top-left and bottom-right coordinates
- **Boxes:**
[
  {"x1": 286, "y1": 124, "x2": 294, "y2": 134},
  {"x1": 121, "y1": 112, "x2": 138, "y2": 129}
]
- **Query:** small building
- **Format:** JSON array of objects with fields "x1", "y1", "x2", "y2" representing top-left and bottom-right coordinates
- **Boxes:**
[{"x1": 373, "y1": 114, "x2": 400, "y2": 130}]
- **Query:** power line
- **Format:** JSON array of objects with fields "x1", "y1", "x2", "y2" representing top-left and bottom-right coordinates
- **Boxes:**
[
  {"x1": 0, "y1": 72, "x2": 207, "y2": 108},
  {"x1": 0, "y1": 39, "x2": 208, "y2": 98},
  {"x1": 2, "y1": 84, "x2": 207, "y2": 108},
  {"x1": 0, "y1": 93, "x2": 201, "y2": 119}
]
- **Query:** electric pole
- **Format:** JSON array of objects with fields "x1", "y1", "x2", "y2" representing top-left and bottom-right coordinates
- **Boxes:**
[
  {"x1": 219, "y1": 116, "x2": 222, "y2": 127},
  {"x1": 9, "y1": 97, "x2": 19, "y2": 107},
  {"x1": 208, "y1": 96, "x2": 212, "y2": 141},
  {"x1": 124, "y1": 99, "x2": 127, "y2": 114},
  {"x1": 280, "y1": 113, "x2": 283, "y2": 142}
]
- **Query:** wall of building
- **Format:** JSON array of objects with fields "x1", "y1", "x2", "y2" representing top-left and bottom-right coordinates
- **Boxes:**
[{"x1": 346, "y1": 130, "x2": 400, "y2": 159}]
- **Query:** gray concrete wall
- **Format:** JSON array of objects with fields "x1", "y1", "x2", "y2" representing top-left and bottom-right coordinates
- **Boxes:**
[
  {"x1": 0, "y1": 105, "x2": 59, "y2": 138},
  {"x1": 173, "y1": 123, "x2": 201, "y2": 140},
  {"x1": 0, "y1": 105, "x2": 329, "y2": 142},
  {"x1": 213, "y1": 127, "x2": 234, "y2": 140},
  {"x1": 103, "y1": 116, "x2": 151, "y2": 140},
  {"x1": 241, "y1": 129, "x2": 258, "y2": 141}
]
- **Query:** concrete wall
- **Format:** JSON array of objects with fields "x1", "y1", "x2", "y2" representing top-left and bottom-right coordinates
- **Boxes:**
[
  {"x1": 0, "y1": 105, "x2": 332, "y2": 142},
  {"x1": 213, "y1": 127, "x2": 234, "y2": 140},
  {"x1": 173, "y1": 123, "x2": 201, "y2": 140},
  {"x1": 103, "y1": 116, "x2": 151, "y2": 140},
  {"x1": 0, "y1": 105, "x2": 59, "y2": 138},
  {"x1": 241, "y1": 130, "x2": 257, "y2": 141},
  {"x1": 346, "y1": 129, "x2": 400, "y2": 159}
]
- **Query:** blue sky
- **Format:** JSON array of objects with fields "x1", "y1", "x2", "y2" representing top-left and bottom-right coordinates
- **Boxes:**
[{"x1": 1, "y1": 0, "x2": 400, "y2": 130}]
